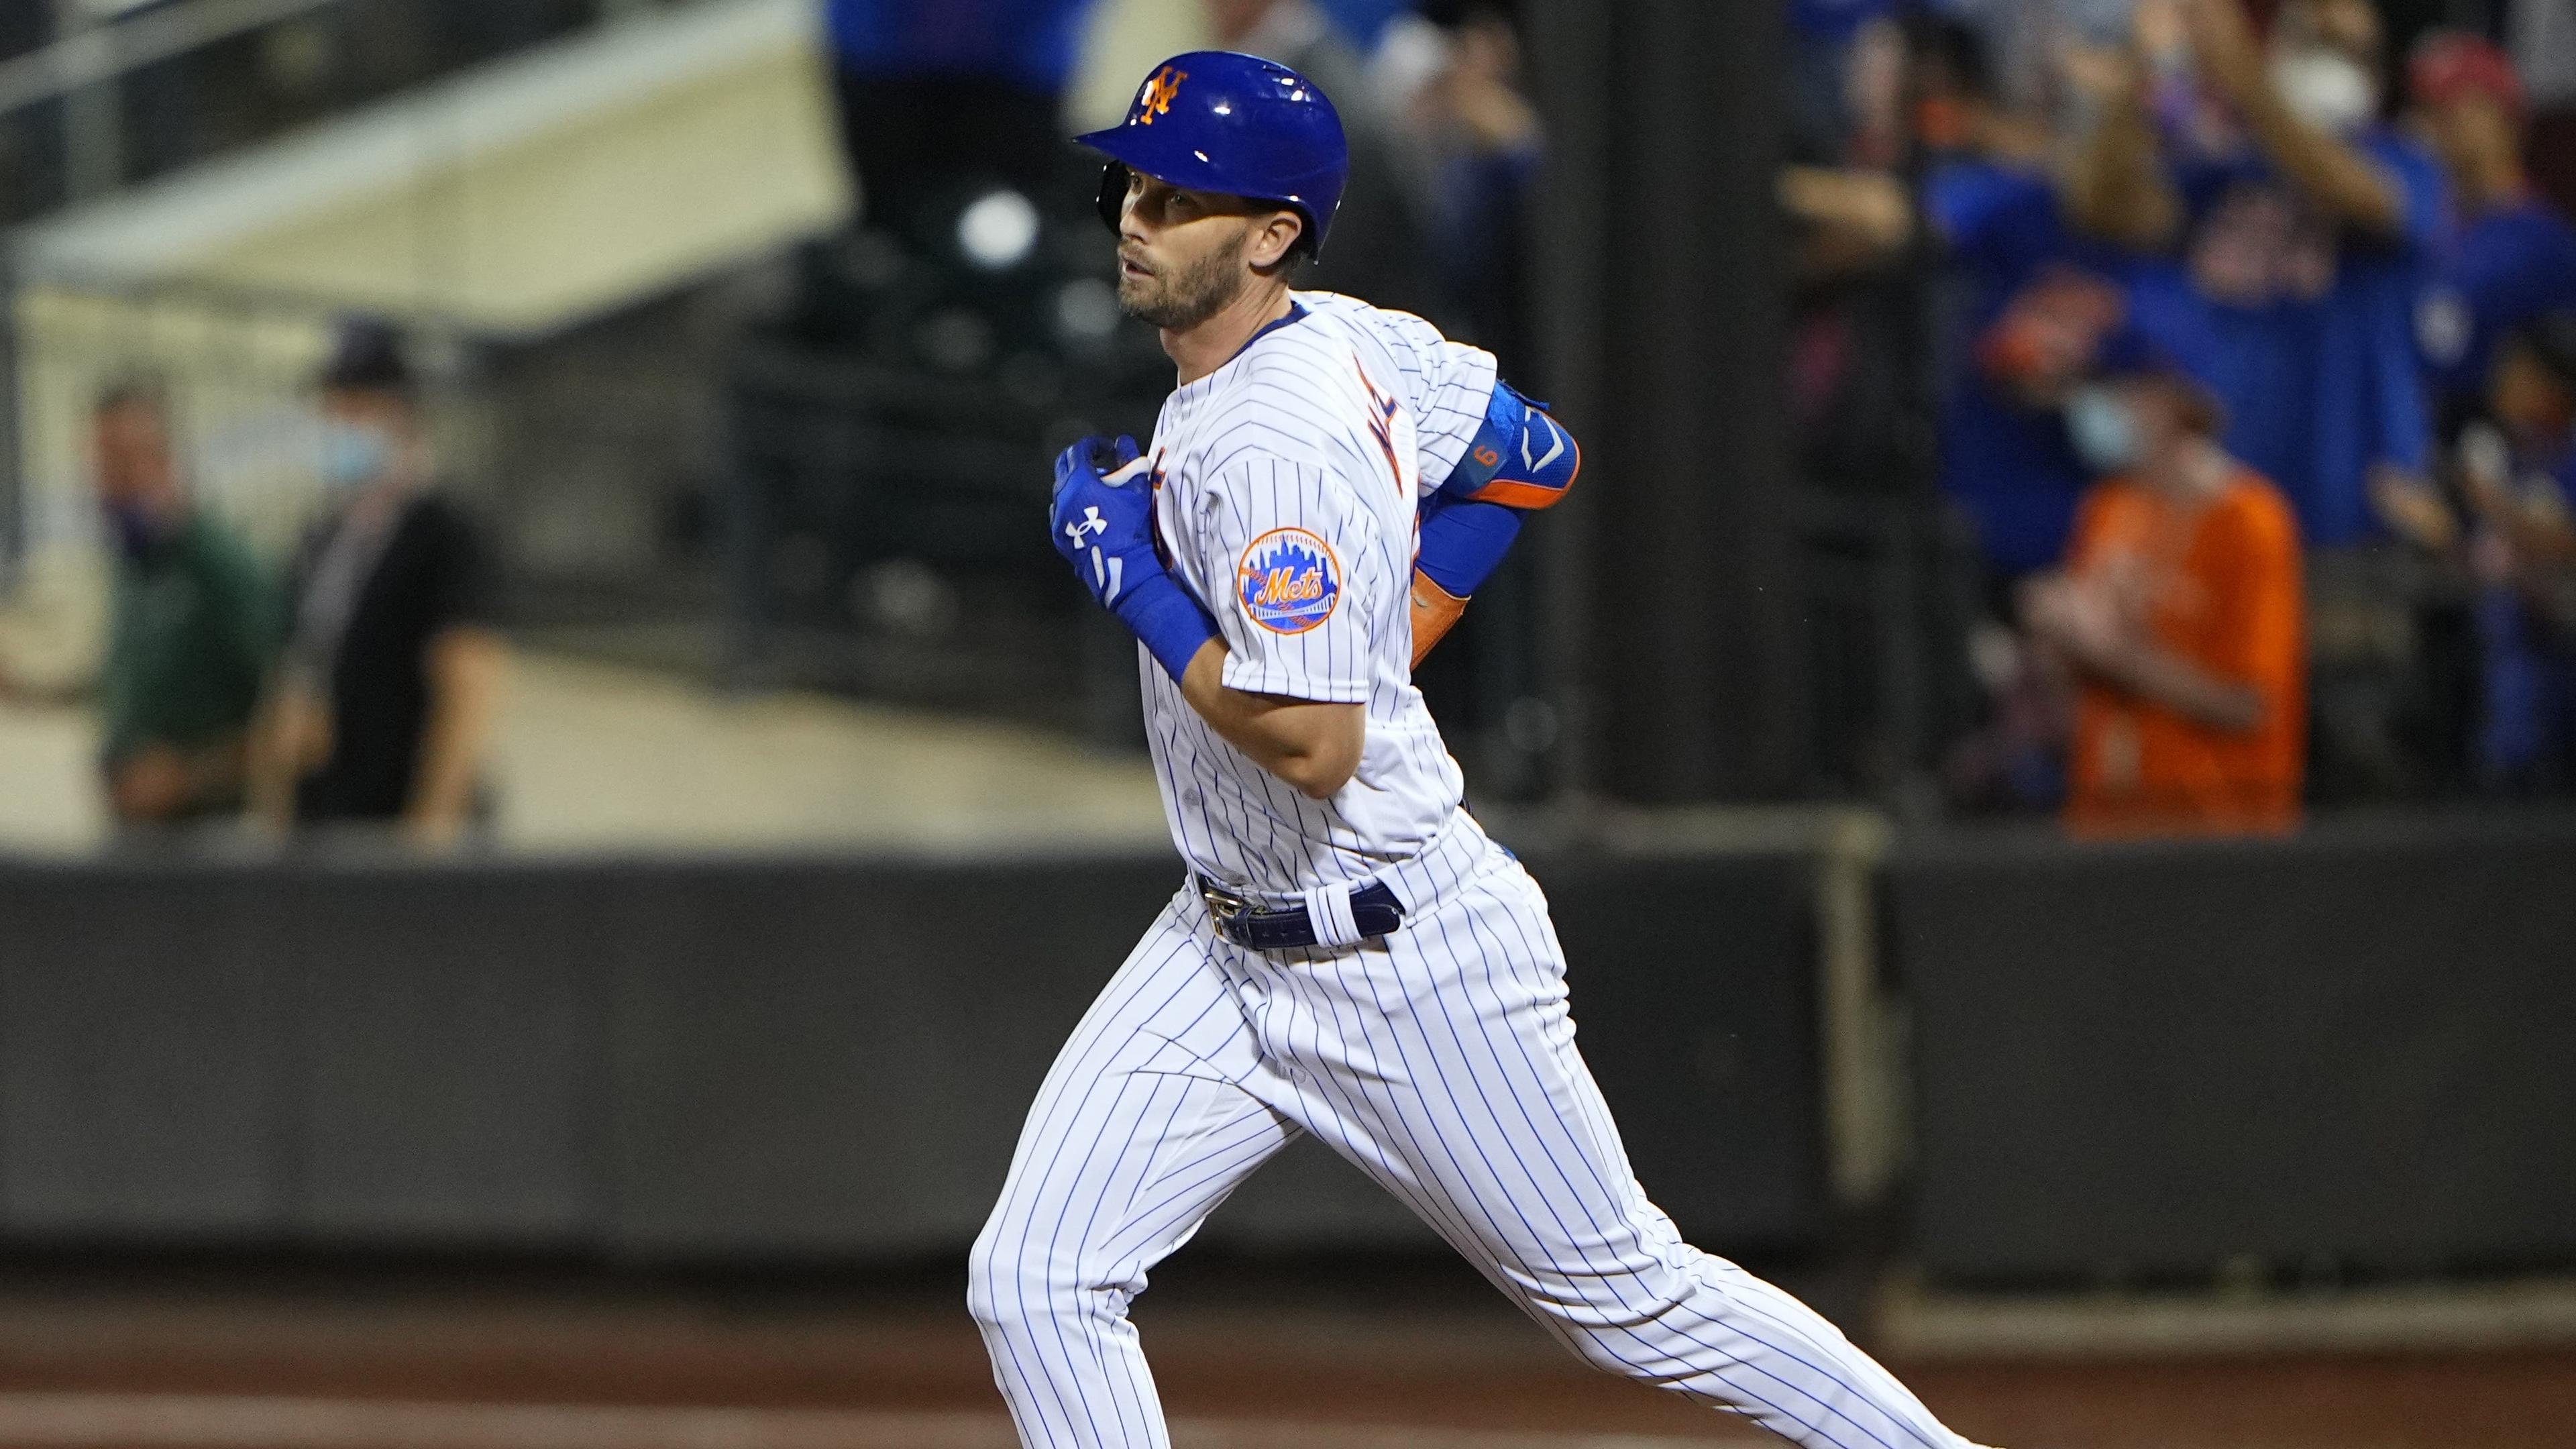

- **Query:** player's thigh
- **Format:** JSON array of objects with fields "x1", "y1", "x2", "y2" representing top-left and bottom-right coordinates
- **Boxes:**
[
  {"x1": 1291, "y1": 864, "x2": 1668, "y2": 1284},
  {"x1": 975, "y1": 896, "x2": 1293, "y2": 1285}
]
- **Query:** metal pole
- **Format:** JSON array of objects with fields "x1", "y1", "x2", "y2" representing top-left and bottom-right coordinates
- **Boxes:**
[
  {"x1": 1523, "y1": 0, "x2": 1611, "y2": 806},
  {"x1": 53, "y1": 0, "x2": 123, "y2": 201},
  {"x1": 0, "y1": 251, "x2": 17, "y2": 588},
  {"x1": 0, "y1": 0, "x2": 350, "y2": 122},
  {"x1": 1530, "y1": 0, "x2": 1803, "y2": 805}
]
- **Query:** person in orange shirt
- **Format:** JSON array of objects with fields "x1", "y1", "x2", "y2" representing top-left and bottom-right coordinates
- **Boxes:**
[{"x1": 2023, "y1": 352, "x2": 2306, "y2": 836}]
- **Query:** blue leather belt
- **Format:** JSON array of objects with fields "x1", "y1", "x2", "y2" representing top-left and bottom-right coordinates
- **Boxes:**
[{"x1": 1197, "y1": 875, "x2": 1405, "y2": 951}]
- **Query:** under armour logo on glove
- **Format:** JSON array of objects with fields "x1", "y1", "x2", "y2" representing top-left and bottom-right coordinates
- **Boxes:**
[
  {"x1": 1063, "y1": 505, "x2": 1124, "y2": 599},
  {"x1": 1051, "y1": 435, "x2": 1154, "y2": 608},
  {"x1": 1047, "y1": 433, "x2": 1218, "y2": 684}
]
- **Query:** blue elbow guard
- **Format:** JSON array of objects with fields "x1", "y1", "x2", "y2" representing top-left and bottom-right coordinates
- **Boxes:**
[
  {"x1": 1415, "y1": 498, "x2": 1523, "y2": 599},
  {"x1": 1441, "y1": 380, "x2": 1580, "y2": 511}
]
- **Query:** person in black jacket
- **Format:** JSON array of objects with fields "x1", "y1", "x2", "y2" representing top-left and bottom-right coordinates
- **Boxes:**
[{"x1": 254, "y1": 323, "x2": 507, "y2": 848}]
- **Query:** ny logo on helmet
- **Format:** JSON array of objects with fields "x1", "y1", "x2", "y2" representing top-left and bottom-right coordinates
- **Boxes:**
[{"x1": 1135, "y1": 66, "x2": 1187, "y2": 125}]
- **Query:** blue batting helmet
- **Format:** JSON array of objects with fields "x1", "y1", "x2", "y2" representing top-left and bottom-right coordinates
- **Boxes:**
[{"x1": 1076, "y1": 52, "x2": 1350, "y2": 259}]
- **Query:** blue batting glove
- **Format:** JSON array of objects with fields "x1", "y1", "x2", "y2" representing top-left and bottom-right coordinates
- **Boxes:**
[
  {"x1": 1050, "y1": 434, "x2": 1147, "y2": 590},
  {"x1": 1049, "y1": 435, "x2": 1219, "y2": 683}
]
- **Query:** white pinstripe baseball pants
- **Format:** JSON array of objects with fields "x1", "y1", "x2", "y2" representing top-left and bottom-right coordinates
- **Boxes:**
[{"x1": 969, "y1": 841, "x2": 1972, "y2": 1449}]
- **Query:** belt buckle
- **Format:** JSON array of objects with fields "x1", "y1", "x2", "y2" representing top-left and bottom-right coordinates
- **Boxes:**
[{"x1": 1199, "y1": 881, "x2": 1250, "y2": 922}]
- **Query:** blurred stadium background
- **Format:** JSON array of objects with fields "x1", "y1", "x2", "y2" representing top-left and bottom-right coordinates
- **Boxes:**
[{"x1": 1, "y1": 0, "x2": 2574, "y2": 1445}]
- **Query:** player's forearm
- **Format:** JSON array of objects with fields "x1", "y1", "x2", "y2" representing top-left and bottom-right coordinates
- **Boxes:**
[
  {"x1": 1410, "y1": 569, "x2": 1468, "y2": 667},
  {"x1": 1180, "y1": 641, "x2": 1364, "y2": 799}
]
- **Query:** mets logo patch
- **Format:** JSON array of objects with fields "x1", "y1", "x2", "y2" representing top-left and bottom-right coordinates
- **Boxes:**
[{"x1": 1236, "y1": 528, "x2": 1341, "y2": 635}]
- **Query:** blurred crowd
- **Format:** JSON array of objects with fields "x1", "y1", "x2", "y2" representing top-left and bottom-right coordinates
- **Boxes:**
[
  {"x1": 3, "y1": 325, "x2": 509, "y2": 849},
  {"x1": 810, "y1": 0, "x2": 1543, "y2": 359},
  {"x1": 1786, "y1": 0, "x2": 2576, "y2": 833},
  {"x1": 25, "y1": 0, "x2": 2576, "y2": 844},
  {"x1": 4, "y1": 0, "x2": 1546, "y2": 847}
]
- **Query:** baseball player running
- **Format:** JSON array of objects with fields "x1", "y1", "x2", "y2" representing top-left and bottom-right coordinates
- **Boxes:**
[{"x1": 973, "y1": 52, "x2": 1990, "y2": 1449}]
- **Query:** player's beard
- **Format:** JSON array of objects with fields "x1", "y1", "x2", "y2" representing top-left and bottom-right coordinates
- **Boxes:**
[{"x1": 1118, "y1": 231, "x2": 1249, "y2": 331}]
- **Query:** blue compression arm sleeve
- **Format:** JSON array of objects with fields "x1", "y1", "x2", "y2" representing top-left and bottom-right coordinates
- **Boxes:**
[{"x1": 1415, "y1": 498, "x2": 1523, "y2": 599}]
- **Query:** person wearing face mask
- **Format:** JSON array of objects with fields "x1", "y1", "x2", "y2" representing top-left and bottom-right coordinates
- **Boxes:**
[
  {"x1": 252, "y1": 323, "x2": 505, "y2": 849},
  {"x1": 85, "y1": 378, "x2": 278, "y2": 830},
  {"x1": 2070, "y1": 0, "x2": 2446, "y2": 551},
  {"x1": 2408, "y1": 32, "x2": 2576, "y2": 435},
  {"x1": 1783, "y1": 18, "x2": 2111, "y2": 585},
  {"x1": 2023, "y1": 341, "x2": 2306, "y2": 835}
]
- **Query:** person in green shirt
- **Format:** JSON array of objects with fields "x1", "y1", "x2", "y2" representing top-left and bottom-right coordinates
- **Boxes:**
[{"x1": 92, "y1": 378, "x2": 277, "y2": 826}]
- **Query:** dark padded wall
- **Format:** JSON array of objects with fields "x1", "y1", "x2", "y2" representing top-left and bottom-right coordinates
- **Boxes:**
[
  {"x1": 1890, "y1": 818, "x2": 2576, "y2": 1283},
  {"x1": 0, "y1": 867, "x2": 285, "y2": 1238},
  {"x1": 1541, "y1": 853, "x2": 1820, "y2": 1246},
  {"x1": 602, "y1": 857, "x2": 1185, "y2": 1257},
  {"x1": 290, "y1": 870, "x2": 608, "y2": 1242},
  {"x1": 0, "y1": 847, "x2": 1823, "y2": 1262}
]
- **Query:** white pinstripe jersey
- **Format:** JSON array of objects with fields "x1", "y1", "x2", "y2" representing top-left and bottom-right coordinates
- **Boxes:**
[{"x1": 1138, "y1": 291, "x2": 1501, "y2": 896}]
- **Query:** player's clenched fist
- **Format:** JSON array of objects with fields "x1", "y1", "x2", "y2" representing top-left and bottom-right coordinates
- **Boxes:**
[
  {"x1": 1050, "y1": 433, "x2": 1146, "y2": 598},
  {"x1": 1049, "y1": 434, "x2": 1218, "y2": 682}
]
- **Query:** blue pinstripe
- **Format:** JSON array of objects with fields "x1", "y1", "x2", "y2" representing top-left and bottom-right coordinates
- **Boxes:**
[{"x1": 969, "y1": 294, "x2": 1974, "y2": 1449}]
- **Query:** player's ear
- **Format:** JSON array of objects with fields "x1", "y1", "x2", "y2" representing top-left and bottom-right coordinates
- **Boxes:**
[{"x1": 1246, "y1": 210, "x2": 1304, "y2": 273}]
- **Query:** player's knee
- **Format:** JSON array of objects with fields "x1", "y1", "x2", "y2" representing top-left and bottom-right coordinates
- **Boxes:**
[
  {"x1": 965, "y1": 1248, "x2": 1030, "y2": 1334},
  {"x1": 1524, "y1": 1267, "x2": 1707, "y2": 1377},
  {"x1": 967, "y1": 1222, "x2": 1079, "y2": 1336},
  {"x1": 965, "y1": 1220, "x2": 1030, "y2": 1332}
]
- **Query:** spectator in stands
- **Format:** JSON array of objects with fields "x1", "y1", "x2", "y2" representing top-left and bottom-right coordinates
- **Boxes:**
[
  {"x1": 88, "y1": 378, "x2": 276, "y2": 830},
  {"x1": 253, "y1": 324, "x2": 506, "y2": 848},
  {"x1": 1789, "y1": 0, "x2": 1900, "y2": 166},
  {"x1": 1784, "y1": 17, "x2": 2105, "y2": 584},
  {"x1": 2069, "y1": 0, "x2": 2447, "y2": 551},
  {"x1": 2026, "y1": 346, "x2": 2306, "y2": 836},
  {"x1": 2408, "y1": 32, "x2": 2576, "y2": 438},
  {"x1": 2456, "y1": 312, "x2": 2576, "y2": 790},
  {"x1": 824, "y1": 0, "x2": 1099, "y2": 237},
  {"x1": 1206, "y1": 0, "x2": 1448, "y2": 322},
  {"x1": 1393, "y1": 1, "x2": 1543, "y2": 358}
]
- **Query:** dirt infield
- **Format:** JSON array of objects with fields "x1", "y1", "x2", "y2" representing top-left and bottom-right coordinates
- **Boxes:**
[
  {"x1": 0, "y1": 1395, "x2": 1781, "y2": 1448},
  {"x1": 0, "y1": 1265, "x2": 2561, "y2": 1449}
]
